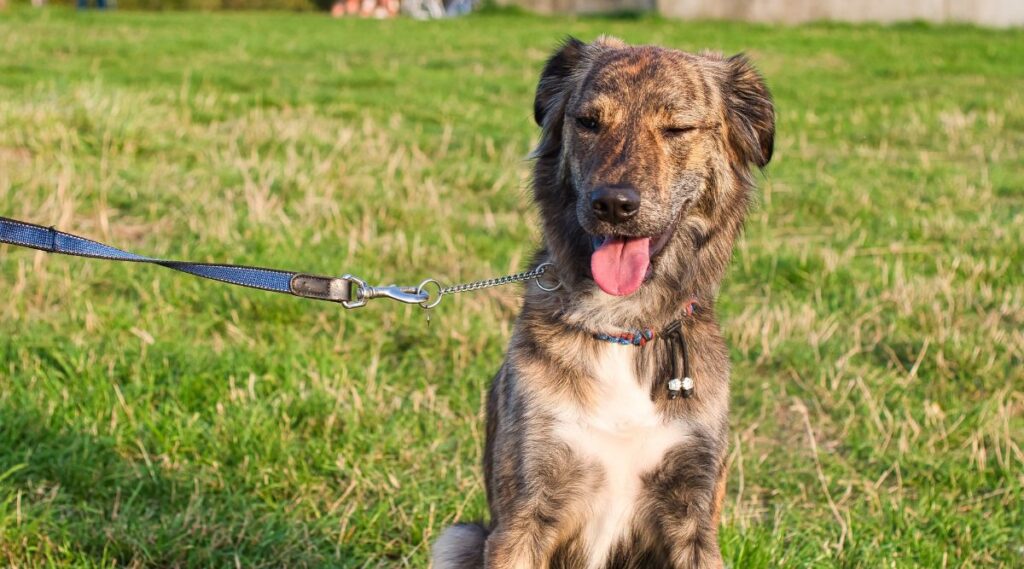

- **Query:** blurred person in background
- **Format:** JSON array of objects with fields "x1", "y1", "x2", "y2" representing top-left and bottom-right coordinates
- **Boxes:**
[{"x1": 332, "y1": 0, "x2": 397, "y2": 18}]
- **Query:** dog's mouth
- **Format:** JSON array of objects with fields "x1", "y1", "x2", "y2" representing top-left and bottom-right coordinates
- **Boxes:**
[{"x1": 589, "y1": 226, "x2": 674, "y2": 297}]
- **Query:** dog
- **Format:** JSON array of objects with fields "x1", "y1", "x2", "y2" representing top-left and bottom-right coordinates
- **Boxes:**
[{"x1": 433, "y1": 36, "x2": 774, "y2": 569}]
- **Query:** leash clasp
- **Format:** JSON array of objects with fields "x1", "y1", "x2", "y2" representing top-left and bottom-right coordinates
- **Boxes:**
[{"x1": 341, "y1": 274, "x2": 430, "y2": 309}]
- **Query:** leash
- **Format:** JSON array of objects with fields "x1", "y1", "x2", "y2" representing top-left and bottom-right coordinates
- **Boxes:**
[
  {"x1": 2, "y1": 214, "x2": 699, "y2": 399},
  {"x1": 0, "y1": 216, "x2": 559, "y2": 311}
]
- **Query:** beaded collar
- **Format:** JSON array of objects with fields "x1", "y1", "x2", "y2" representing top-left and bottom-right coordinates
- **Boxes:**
[
  {"x1": 590, "y1": 298, "x2": 698, "y2": 347},
  {"x1": 594, "y1": 328, "x2": 657, "y2": 346}
]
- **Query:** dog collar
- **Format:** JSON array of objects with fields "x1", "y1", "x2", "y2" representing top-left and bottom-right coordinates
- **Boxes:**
[
  {"x1": 591, "y1": 299, "x2": 698, "y2": 399},
  {"x1": 594, "y1": 328, "x2": 657, "y2": 346},
  {"x1": 591, "y1": 298, "x2": 697, "y2": 345}
]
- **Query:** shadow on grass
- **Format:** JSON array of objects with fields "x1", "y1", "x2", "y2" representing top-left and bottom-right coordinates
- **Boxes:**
[{"x1": 0, "y1": 400, "x2": 362, "y2": 568}]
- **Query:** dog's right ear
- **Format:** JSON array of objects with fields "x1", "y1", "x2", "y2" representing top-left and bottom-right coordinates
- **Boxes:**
[
  {"x1": 532, "y1": 38, "x2": 587, "y2": 163},
  {"x1": 534, "y1": 37, "x2": 586, "y2": 128}
]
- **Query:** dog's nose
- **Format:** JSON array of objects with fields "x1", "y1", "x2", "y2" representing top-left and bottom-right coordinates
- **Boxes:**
[{"x1": 590, "y1": 186, "x2": 640, "y2": 224}]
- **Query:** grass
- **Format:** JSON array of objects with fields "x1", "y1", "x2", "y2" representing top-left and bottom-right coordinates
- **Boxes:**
[{"x1": 0, "y1": 6, "x2": 1022, "y2": 568}]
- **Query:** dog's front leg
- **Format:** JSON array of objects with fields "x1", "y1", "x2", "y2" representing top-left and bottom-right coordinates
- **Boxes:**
[
  {"x1": 483, "y1": 446, "x2": 589, "y2": 569},
  {"x1": 647, "y1": 434, "x2": 728, "y2": 569}
]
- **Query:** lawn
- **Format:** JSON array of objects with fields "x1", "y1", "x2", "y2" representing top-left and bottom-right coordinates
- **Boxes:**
[{"x1": 1, "y1": 6, "x2": 1022, "y2": 568}]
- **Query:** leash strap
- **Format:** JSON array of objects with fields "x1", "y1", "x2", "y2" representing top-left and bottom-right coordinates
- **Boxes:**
[{"x1": 0, "y1": 215, "x2": 354, "y2": 303}]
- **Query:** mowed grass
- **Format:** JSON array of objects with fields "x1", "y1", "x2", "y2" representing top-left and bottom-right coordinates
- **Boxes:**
[{"x1": 1, "y1": 6, "x2": 1022, "y2": 568}]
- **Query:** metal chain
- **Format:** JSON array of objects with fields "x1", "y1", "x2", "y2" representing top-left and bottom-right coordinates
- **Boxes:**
[
  {"x1": 439, "y1": 263, "x2": 551, "y2": 296},
  {"x1": 352, "y1": 263, "x2": 560, "y2": 310}
]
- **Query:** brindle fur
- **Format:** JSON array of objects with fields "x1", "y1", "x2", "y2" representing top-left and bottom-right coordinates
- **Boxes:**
[{"x1": 433, "y1": 36, "x2": 774, "y2": 569}]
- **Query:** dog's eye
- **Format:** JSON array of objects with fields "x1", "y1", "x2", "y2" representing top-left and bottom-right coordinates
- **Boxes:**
[
  {"x1": 576, "y1": 116, "x2": 600, "y2": 131},
  {"x1": 663, "y1": 126, "x2": 697, "y2": 137}
]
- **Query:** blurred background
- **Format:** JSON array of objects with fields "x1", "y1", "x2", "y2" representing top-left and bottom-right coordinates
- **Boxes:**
[
  {"x1": 4, "y1": 0, "x2": 1023, "y2": 24},
  {"x1": 0, "y1": 1, "x2": 1021, "y2": 568}
]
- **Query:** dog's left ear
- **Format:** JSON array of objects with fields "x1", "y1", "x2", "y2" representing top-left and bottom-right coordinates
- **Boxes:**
[{"x1": 723, "y1": 55, "x2": 775, "y2": 168}]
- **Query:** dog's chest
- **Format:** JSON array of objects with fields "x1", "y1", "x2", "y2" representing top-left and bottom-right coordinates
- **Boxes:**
[{"x1": 553, "y1": 345, "x2": 691, "y2": 567}]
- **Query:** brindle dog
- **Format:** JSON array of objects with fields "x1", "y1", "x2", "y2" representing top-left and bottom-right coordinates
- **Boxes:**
[{"x1": 433, "y1": 36, "x2": 774, "y2": 569}]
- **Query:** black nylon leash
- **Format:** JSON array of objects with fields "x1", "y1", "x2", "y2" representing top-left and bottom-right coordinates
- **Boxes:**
[{"x1": 0, "y1": 215, "x2": 359, "y2": 304}]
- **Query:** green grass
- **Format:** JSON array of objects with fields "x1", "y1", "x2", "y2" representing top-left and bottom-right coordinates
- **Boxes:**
[{"x1": 1, "y1": 6, "x2": 1022, "y2": 568}]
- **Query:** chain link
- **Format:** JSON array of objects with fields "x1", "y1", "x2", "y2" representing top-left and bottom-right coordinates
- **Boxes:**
[
  {"x1": 439, "y1": 263, "x2": 552, "y2": 296},
  {"x1": 348, "y1": 263, "x2": 559, "y2": 310}
]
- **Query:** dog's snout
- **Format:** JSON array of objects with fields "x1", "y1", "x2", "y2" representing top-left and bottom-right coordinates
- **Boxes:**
[{"x1": 590, "y1": 186, "x2": 640, "y2": 224}]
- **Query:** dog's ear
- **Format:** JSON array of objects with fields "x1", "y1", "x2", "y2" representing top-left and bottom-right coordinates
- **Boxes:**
[
  {"x1": 534, "y1": 36, "x2": 585, "y2": 128},
  {"x1": 723, "y1": 54, "x2": 775, "y2": 168},
  {"x1": 531, "y1": 37, "x2": 587, "y2": 162}
]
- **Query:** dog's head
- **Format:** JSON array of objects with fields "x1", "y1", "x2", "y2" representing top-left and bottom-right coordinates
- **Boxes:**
[{"x1": 531, "y1": 36, "x2": 773, "y2": 307}]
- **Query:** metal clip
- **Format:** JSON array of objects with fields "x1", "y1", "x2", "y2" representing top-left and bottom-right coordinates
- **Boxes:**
[{"x1": 341, "y1": 274, "x2": 429, "y2": 309}]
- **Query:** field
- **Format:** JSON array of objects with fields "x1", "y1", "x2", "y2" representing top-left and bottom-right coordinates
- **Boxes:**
[{"x1": 1, "y1": 6, "x2": 1022, "y2": 568}]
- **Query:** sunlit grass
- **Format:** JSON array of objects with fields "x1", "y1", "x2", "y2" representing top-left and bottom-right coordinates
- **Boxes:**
[{"x1": 1, "y1": 6, "x2": 1022, "y2": 568}]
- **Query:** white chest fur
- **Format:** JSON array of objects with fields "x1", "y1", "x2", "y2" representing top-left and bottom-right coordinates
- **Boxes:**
[{"x1": 552, "y1": 344, "x2": 692, "y2": 569}]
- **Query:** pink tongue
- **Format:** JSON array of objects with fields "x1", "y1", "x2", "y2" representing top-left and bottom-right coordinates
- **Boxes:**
[{"x1": 590, "y1": 236, "x2": 651, "y2": 296}]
